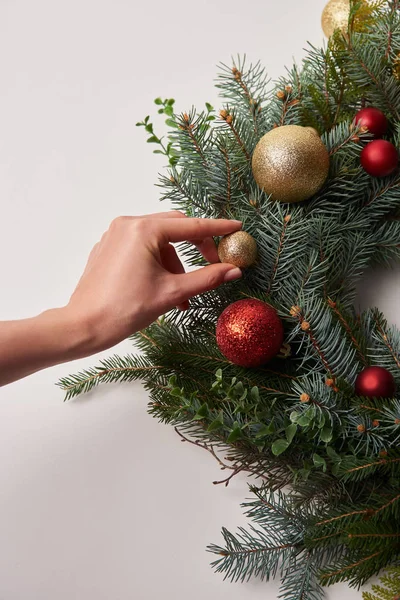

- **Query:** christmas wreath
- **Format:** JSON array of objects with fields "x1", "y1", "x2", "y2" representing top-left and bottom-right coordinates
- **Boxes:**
[{"x1": 59, "y1": 1, "x2": 400, "y2": 598}]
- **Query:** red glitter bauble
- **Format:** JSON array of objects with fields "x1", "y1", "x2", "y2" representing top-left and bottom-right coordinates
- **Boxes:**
[
  {"x1": 360, "y1": 140, "x2": 398, "y2": 177},
  {"x1": 354, "y1": 107, "x2": 388, "y2": 138},
  {"x1": 355, "y1": 366, "x2": 396, "y2": 398},
  {"x1": 216, "y1": 299, "x2": 284, "y2": 368}
]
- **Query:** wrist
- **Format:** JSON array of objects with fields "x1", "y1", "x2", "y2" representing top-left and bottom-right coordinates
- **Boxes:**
[{"x1": 40, "y1": 306, "x2": 101, "y2": 362}]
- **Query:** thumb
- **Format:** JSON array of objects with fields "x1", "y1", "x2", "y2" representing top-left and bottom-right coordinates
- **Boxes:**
[{"x1": 171, "y1": 264, "x2": 242, "y2": 304}]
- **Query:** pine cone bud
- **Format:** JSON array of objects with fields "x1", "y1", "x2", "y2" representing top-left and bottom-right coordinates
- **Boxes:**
[
  {"x1": 285, "y1": 85, "x2": 292, "y2": 94},
  {"x1": 357, "y1": 424, "x2": 366, "y2": 433},
  {"x1": 290, "y1": 305, "x2": 302, "y2": 317},
  {"x1": 301, "y1": 321, "x2": 311, "y2": 331},
  {"x1": 226, "y1": 115, "x2": 233, "y2": 124},
  {"x1": 325, "y1": 378, "x2": 334, "y2": 387},
  {"x1": 379, "y1": 450, "x2": 388, "y2": 458},
  {"x1": 276, "y1": 90, "x2": 286, "y2": 100},
  {"x1": 372, "y1": 420, "x2": 380, "y2": 427},
  {"x1": 284, "y1": 214, "x2": 291, "y2": 223},
  {"x1": 219, "y1": 109, "x2": 228, "y2": 120},
  {"x1": 300, "y1": 393, "x2": 310, "y2": 403},
  {"x1": 183, "y1": 113, "x2": 190, "y2": 122},
  {"x1": 249, "y1": 198, "x2": 258, "y2": 207},
  {"x1": 395, "y1": 418, "x2": 400, "y2": 425}
]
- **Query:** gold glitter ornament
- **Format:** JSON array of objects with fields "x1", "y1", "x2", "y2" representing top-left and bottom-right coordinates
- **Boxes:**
[
  {"x1": 321, "y1": 0, "x2": 374, "y2": 38},
  {"x1": 218, "y1": 231, "x2": 258, "y2": 269},
  {"x1": 321, "y1": 0, "x2": 350, "y2": 38},
  {"x1": 251, "y1": 125, "x2": 330, "y2": 204}
]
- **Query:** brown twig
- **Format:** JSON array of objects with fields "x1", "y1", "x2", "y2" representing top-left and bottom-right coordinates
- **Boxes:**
[
  {"x1": 345, "y1": 457, "x2": 400, "y2": 474},
  {"x1": 320, "y1": 551, "x2": 383, "y2": 581},
  {"x1": 267, "y1": 215, "x2": 291, "y2": 294},
  {"x1": 327, "y1": 298, "x2": 368, "y2": 366},
  {"x1": 174, "y1": 427, "x2": 269, "y2": 486},
  {"x1": 373, "y1": 313, "x2": 400, "y2": 369}
]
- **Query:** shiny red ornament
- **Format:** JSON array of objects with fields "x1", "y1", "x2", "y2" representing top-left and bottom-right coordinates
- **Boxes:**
[
  {"x1": 360, "y1": 140, "x2": 399, "y2": 177},
  {"x1": 216, "y1": 299, "x2": 284, "y2": 367},
  {"x1": 355, "y1": 366, "x2": 396, "y2": 398},
  {"x1": 354, "y1": 107, "x2": 388, "y2": 137}
]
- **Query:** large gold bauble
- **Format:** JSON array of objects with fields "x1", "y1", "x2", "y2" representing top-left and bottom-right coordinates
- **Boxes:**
[
  {"x1": 218, "y1": 231, "x2": 258, "y2": 269},
  {"x1": 251, "y1": 125, "x2": 330, "y2": 204},
  {"x1": 321, "y1": 0, "x2": 350, "y2": 38}
]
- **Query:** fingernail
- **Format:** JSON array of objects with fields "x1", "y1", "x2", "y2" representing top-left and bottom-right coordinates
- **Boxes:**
[
  {"x1": 224, "y1": 267, "x2": 242, "y2": 282},
  {"x1": 231, "y1": 220, "x2": 242, "y2": 226}
]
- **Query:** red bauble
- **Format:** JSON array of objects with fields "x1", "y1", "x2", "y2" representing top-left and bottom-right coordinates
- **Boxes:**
[
  {"x1": 354, "y1": 107, "x2": 388, "y2": 137},
  {"x1": 355, "y1": 366, "x2": 396, "y2": 398},
  {"x1": 360, "y1": 140, "x2": 398, "y2": 177},
  {"x1": 216, "y1": 299, "x2": 284, "y2": 367}
]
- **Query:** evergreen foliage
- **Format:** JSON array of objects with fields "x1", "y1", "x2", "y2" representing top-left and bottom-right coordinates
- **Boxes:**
[
  {"x1": 58, "y1": 1, "x2": 400, "y2": 597},
  {"x1": 362, "y1": 567, "x2": 400, "y2": 600}
]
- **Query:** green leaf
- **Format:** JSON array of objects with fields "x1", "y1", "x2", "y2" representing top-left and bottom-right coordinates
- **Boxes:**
[
  {"x1": 170, "y1": 387, "x2": 182, "y2": 397},
  {"x1": 227, "y1": 426, "x2": 243, "y2": 443},
  {"x1": 271, "y1": 439, "x2": 290, "y2": 456},
  {"x1": 164, "y1": 105, "x2": 174, "y2": 117},
  {"x1": 255, "y1": 422, "x2": 275, "y2": 438},
  {"x1": 313, "y1": 453, "x2": 327, "y2": 472},
  {"x1": 193, "y1": 403, "x2": 208, "y2": 420},
  {"x1": 215, "y1": 369, "x2": 223, "y2": 381},
  {"x1": 144, "y1": 115, "x2": 150, "y2": 124},
  {"x1": 168, "y1": 375, "x2": 177, "y2": 387},
  {"x1": 285, "y1": 424, "x2": 297, "y2": 444},
  {"x1": 154, "y1": 97, "x2": 163, "y2": 105},
  {"x1": 135, "y1": 121, "x2": 143, "y2": 127},
  {"x1": 158, "y1": 108, "x2": 164, "y2": 114},
  {"x1": 297, "y1": 414, "x2": 312, "y2": 427},
  {"x1": 251, "y1": 387, "x2": 260, "y2": 402},
  {"x1": 165, "y1": 118, "x2": 178, "y2": 128},
  {"x1": 207, "y1": 419, "x2": 223, "y2": 432},
  {"x1": 205, "y1": 102, "x2": 213, "y2": 111},
  {"x1": 147, "y1": 136, "x2": 159, "y2": 143},
  {"x1": 153, "y1": 149, "x2": 164, "y2": 154},
  {"x1": 167, "y1": 98, "x2": 175, "y2": 105},
  {"x1": 320, "y1": 427, "x2": 333, "y2": 443},
  {"x1": 326, "y1": 446, "x2": 340, "y2": 460},
  {"x1": 290, "y1": 411, "x2": 300, "y2": 423},
  {"x1": 145, "y1": 124, "x2": 154, "y2": 133}
]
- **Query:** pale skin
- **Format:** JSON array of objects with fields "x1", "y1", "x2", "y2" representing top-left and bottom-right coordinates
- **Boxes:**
[{"x1": 0, "y1": 211, "x2": 243, "y2": 387}]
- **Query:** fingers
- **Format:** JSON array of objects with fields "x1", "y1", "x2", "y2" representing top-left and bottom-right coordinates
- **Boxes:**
[
  {"x1": 160, "y1": 244, "x2": 190, "y2": 311},
  {"x1": 156, "y1": 217, "x2": 242, "y2": 244},
  {"x1": 190, "y1": 236, "x2": 219, "y2": 263},
  {"x1": 168, "y1": 263, "x2": 242, "y2": 306}
]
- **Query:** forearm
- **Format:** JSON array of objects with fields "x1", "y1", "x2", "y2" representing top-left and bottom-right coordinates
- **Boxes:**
[{"x1": 0, "y1": 308, "x2": 97, "y2": 386}]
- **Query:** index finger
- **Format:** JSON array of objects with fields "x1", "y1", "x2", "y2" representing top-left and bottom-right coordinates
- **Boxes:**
[{"x1": 157, "y1": 218, "x2": 243, "y2": 244}]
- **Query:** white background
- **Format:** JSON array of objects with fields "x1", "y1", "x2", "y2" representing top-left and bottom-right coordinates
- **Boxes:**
[{"x1": 0, "y1": 1, "x2": 398, "y2": 598}]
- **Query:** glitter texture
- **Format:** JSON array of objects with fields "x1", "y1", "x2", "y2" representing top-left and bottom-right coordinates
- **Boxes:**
[
  {"x1": 216, "y1": 299, "x2": 284, "y2": 368},
  {"x1": 251, "y1": 125, "x2": 330, "y2": 204},
  {"x1": 218, "y1": 231, "x2": 258, "y2": 269},
  {"x1": 321, "y1": 0, "x2": 350, "y2": 37}
]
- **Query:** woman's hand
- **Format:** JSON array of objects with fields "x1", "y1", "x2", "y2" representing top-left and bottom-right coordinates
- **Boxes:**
[
  {"x1": 0, "y1": 212, "x2": 243, "y2": 386},
  {"x1": 64, "y1": 211, "x2": 243, "y2": 353}
]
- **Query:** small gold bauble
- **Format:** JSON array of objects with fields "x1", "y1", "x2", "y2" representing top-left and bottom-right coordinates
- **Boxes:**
[
  {"x1": 218, "y1": 231, "x2": 258, "y2": 269},
  {"x1": 321, "y1": 0, "x2": 350, "y2": 38},
  {"x1": 321, "y1": 0, "x2": 373, "y2": 37},
  {"x1": 251, "y1": 125, "x2": 330, "y2": 204}
]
